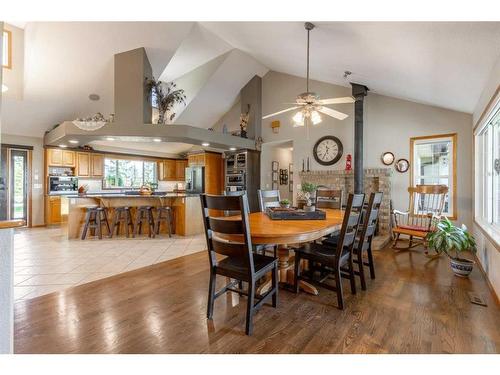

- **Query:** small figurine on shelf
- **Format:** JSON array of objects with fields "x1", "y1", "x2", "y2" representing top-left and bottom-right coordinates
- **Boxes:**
[
  {"x1": 345, "y1": 154, "x2": 352, "y2": 171},
  {"x1": 239, "y1": 104, "x2": 250, "y2": 138}
]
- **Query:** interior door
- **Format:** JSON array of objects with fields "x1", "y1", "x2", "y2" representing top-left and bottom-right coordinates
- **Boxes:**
[{"x1": 9, "y1": 149, "x2": 29, "y2": 222}]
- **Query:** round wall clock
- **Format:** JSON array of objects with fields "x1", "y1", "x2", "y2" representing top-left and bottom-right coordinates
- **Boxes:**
[{"x1": 313, "y1": 136, "x2": 343, "y2": 166}]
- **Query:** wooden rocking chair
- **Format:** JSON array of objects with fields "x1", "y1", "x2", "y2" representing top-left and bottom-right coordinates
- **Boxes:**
[{"x1": 392, "y1": 184, "x2": 449, "y2": 255}]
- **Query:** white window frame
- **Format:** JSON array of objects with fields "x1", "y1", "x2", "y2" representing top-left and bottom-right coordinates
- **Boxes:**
[
  {"x1": 410, "y1": 133, "x2": 457, "y2": 220},
  {"x1": 474, "y1": 96, "x2": 500, "y2": 240}
]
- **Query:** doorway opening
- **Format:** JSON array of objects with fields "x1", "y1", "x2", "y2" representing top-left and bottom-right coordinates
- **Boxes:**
[
  {"x1": 0, "y1": 145, "x2": 32, "y2": 226},
  {"x1": 261, "y1": 140, "x2": 294, "y2": 202}
]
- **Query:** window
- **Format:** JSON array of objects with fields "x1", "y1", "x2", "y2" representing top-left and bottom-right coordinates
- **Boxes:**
[
  {"x1": 2, "y1": 29, "x2": 12, "y2": 69},
  {"x1": 475, "y1": 104, "x2": 500, "y2": 233},
  {"x1": 410, "y1": 133, "x2": 457, "y2": 219},
  {"x1": 103, "y1": 158, "x2": 157, "y2": 189}
]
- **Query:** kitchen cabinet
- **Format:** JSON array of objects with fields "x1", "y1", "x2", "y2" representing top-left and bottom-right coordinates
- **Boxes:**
[
  {"x1": 76, "y1": 152, "x2": 90, "y2": 177},
  {"x1": 91, "y1": 154, "x2": 104, "y2": 177},
  {"x1": 188, "y1": 153, "x2": 205, "y2": 166},
  {"x1": 47, "y1": 149, "x2": 75, "y2": 167},
  {"x1": 175, "y1": 159, "x2": 188, "y2": 180},
  {"x1": 76, "y1": 152, "x2": 104, "y2": 178},
  {"x1": 45, "y1": 196, "x2": 61, "y2": 225}
]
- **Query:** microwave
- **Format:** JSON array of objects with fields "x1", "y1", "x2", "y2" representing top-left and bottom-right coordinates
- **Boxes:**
[{"x1": 225, "y1": 173, "x2": 245, "y2": 186}]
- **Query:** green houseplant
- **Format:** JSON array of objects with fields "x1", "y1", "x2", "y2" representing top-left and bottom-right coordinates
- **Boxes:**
[
  {"x1": 426, "y1": 217, "x2": 477, "y2": 277},
  {"x1": 279, "y1": 199, "x2": 291, "y2": 208},
  {"x1": 145, "y1": 79, "x2": 186, "y2": 124},
  {"x1": 300, "y1": 182, "x2": 317, "y2": 212}
]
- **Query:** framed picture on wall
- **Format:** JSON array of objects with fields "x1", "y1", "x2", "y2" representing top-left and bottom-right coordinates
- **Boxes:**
[
  {"x1": 272, "y1": 161, "x2": 279, "y2": 172},
  {"x1": 289, "y1": 163, "x2": 293, "y2": 192}
]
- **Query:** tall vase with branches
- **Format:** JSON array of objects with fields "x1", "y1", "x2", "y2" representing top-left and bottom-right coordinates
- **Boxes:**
[{"x1": 145, "y1": 79, "x2": 187, "y2": 124}]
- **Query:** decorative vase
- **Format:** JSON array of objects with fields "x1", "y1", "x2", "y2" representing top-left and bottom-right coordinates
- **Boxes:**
[
  {"x1": 280, "y1": 203, "x2": 290, "y2": 209},
  {"x1": 157, "y1": 110, "x2": 166, "y2": 125},
  {"x1": 450, "y1": 258, "x2": 474, "y2": 277}
]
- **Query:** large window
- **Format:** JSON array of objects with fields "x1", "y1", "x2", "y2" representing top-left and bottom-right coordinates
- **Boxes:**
[
  {"x1": 103, "y1": 158, "x2": 157, "y2": 189},
  {"x1": 410, "y1": 133, "x2": 457, "y2": 219},
  {"x1": 475, "y1": 104, "x2": 500, "y2": 233},
  {"x1": 2, "y1": 29, "x2": 12, "y2": 69}
]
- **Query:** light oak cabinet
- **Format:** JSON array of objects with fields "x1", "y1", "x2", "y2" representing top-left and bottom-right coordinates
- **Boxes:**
[
  {"x1": 45, "y1": 196, "x2": 61, "y2": 225},
  {"x1": 47, "y1": 149, "x2": 76, "y2": 167},
  {"x1": 175, "y1": 160, "x2": 188, "y2": 181},
  {"x1": 91, "y1": 154, "x2": 104, "y2": 177},
  {"x1": 76, "y1": 152, "x2": 104, "y2": 178},
  {"x1": 76, "y1": 152, "x2": 90, "y2": 177},
  {"x1": 188, "y1": 153, "x2": 205, "y2": 166},
  {"x1": 159, "y1": 159, "x2": 187, "y2": 181}
]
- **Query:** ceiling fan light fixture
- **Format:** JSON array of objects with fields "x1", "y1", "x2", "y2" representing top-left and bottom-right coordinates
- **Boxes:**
[
  {"x1": 311, "y1": 110, "x2": 322, "y2": 125},
  {"x1": 293, "y1": 111, "x2": 305, "y2": 127}
]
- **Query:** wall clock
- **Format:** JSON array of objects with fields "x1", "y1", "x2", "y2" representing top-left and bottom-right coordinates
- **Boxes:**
[
  {"x1": 395, "y1": 158, "x2": 410, "y2": 173},
  {"x1": 313, "y1": 136, "x2": 343, "y2": 166}
]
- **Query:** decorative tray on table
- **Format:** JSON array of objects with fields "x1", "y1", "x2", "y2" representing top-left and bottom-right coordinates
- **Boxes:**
[{"x1": 266, "y1": 207, "x2": 326, "y2": 220}]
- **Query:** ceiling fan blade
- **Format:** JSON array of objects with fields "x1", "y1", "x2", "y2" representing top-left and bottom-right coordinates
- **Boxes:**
[
  {"x1": 318, "y1": 107, "x2": 349, "y2": 120},
  {"x1": 262, "y1": 106, "x2": 300, "y2": 120},
  {"x1": 318, "y1": 96, "x2": 355, "y2": 105}
]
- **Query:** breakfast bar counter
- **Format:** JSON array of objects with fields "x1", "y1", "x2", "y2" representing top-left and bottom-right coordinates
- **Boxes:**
[{"x1": 61, "y1": 193, "x2": 204, "y2": 239}]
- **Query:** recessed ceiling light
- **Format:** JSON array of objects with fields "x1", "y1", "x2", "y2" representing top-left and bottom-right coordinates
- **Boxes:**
[
  {"x1": 289, "y1": 147, "x2": 294, "y2": 151},
  {"x1": 201, "y1": 142, "x2": 210, "y2": 147},
  {"x1": 105, "y1": 137, "x2": 115, "y2": 141},
  {"x1": 229, "y1": 147, "x2": 237, "y2": 151},
  {"x1": 69, "y1": 140, "x2": 79, "y2": 144},
  {"x1": 58, "y1": 144, "x2": 67, "y2": 148},
  {"x1": 153, "y1": 138, "x2": 161, "y2": 142}
]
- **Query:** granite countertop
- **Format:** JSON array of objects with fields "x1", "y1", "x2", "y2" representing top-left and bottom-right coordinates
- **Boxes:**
[{"x1": 63, "y1": 192, "x2": 200, "y2": 198}]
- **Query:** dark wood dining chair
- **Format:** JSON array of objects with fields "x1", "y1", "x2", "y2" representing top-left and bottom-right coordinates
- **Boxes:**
[
  {"x1": 257, "y1": 189, "x2": 281, "y2": 211},
  {"x1": 315, "y1": 188, "x2": 343, "y2": 209},
  {"x1": 324, "y1": 192, "x2": 383, "y2": 290},
  {"x1": 293, "y1": 193, "x2": 365, "y2": 309},
  {"x1": 200, "y1": 193, "x2": 279, "y2": 335}
]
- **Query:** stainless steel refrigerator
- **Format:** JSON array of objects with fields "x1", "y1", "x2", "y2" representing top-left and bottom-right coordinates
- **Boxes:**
[{"x1": 185, "y1": 166, "x2": 205, "y2": 194}]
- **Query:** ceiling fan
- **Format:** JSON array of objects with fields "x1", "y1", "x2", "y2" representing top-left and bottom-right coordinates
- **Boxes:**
[{"x1": 262, "y1": 22, "x2": 354, "y2": 127}]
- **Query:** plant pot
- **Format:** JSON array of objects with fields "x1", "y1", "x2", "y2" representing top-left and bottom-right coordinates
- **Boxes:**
[
  {"x1": 303, "y1": 205, "x2": 315, "y2": 212},
  {"x1": 280, "y1": 204, "x2": 290, "y2": 209},
  {"x1": 450, "y1": 257, "x2": 474, "y2": 277}
]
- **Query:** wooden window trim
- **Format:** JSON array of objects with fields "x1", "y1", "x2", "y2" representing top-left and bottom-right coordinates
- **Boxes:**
[
  {"x1": 409, "y1": 133, "x2": 457, "y2": 220},
  {"x1": 2, "y1": 29, "x2": 12, "y2": 69}
]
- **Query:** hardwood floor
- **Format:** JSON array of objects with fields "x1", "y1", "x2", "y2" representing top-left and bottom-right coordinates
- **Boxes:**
[{"x1": 14, "y1": 245, "x2": 500, "y2": 353}]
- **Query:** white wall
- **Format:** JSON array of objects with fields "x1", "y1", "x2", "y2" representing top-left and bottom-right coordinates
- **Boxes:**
[
  {"x1": 261, "y1": 71, "x2": 473, "y2": 227},
  {"x1": 0, "y1": 134, "x2": 45, "y2": 226},
  {"x1": 472, "y1": 54, "x2": 500, "y2": 298},
  {"x1": 2, "y1": 24, "x2": 24, "y2": 101}
]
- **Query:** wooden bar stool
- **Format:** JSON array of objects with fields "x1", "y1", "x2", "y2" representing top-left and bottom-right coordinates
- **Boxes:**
[
  {"x1": 110, "y1": 206, "x2": 134, "y2": 238},
  {"x1": 134, "y1": 206, "x2": 155, "y2": 238},
  {"x1": 81, "y1": 206, "x2": 110, "y2": 240},
  {"x1": 154, "y1": 206, "x2": 173, "y2": 238}
]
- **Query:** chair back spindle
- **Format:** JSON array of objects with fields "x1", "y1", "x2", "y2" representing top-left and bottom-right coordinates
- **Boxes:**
[{"x1": 257, "y1": 189, "x2": 281, "y2": 212}]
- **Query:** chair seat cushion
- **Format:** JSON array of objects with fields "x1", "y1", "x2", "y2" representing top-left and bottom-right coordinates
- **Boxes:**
[
  {"x1": 394, "y1": 224, "x2": 429, "y2": 237},
  {"x1": 398, "y1": 224, "x2": 428, "y2": 232},
  {"x1": 216, "y1": 254, "x2": 276, "y2": 279},
  {"x1": 295, "y1": 243, "x2": 350, "y2": 265}
]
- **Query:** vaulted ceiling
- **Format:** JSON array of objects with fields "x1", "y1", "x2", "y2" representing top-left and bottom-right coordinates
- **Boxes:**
[{"x1": 2, "y1": 21, "x2": 500, "y2": 140}]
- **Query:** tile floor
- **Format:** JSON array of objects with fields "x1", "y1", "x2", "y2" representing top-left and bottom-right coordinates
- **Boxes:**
[{"x1": 13, "y1": 227, "x2": 207, "y2": 301}]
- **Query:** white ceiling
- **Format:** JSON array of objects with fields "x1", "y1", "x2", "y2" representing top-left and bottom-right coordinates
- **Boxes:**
[
  {"x1": 2, "y1": 21, "x2": 500, "y2": 146},
  {"x1": 202, "y1": 22, "x2": 500, "y2": 113}
]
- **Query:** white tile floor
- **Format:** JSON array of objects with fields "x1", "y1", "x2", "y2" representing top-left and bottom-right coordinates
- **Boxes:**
[{"x1": 13, "y1": 227, "x2": 207, "y2": 301}]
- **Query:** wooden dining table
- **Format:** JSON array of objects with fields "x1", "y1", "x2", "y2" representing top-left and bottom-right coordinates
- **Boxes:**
[{"x1": 217, "y1": 208, "x2": 344, "y2": 295}]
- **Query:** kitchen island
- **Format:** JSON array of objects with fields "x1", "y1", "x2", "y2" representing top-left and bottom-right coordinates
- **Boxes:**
[{"x1": 61, "y1": 193, "x2": 204, "y2": 239}]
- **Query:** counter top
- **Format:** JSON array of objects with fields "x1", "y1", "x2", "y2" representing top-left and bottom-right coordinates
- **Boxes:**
[{"x1": 62, "y1": 192, "x2": 200, "y2": 199}]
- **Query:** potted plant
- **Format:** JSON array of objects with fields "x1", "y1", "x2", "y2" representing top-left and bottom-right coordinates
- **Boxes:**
[
  {"x1": 145, "y1": 79, "x2": 187, "y2": 124},
  {"x1": 300, "y1": 182, "x2": 317, "y2": 212},
  {"x1": 279, "y1": 199, "x2": 291, "y2": 208},
  {"x1": 426, "y1": 217, "x2": 477, "y2": 277}
]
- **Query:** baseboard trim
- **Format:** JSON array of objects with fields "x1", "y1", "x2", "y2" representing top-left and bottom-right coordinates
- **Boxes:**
[
  {"x1": 473, "y1": 253, "x2": 500, "y2": 307},
  {"x1": 31, "y1": 224, "x2": 47, "y2": 228}
]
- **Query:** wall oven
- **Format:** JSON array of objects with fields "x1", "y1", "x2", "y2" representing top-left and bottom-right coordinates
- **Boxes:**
[
  {"x1": 48, "y1": 176, "x2": 78, "y2": 195},
  {"x1": 225, "y1": 173, "x2": 245, "y2": 186}
]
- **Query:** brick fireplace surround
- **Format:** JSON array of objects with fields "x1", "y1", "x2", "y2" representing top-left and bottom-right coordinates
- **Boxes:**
[{"x1": 298, "y1": 168, "x2": 392, "y2": 235}]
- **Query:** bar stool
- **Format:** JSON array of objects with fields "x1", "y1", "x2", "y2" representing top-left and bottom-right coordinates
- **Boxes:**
[
  {"x1": 134, "y1": 206, "x2": 155, "y2": 238},
  {"x1": 110, "y1": 206, "x2": 134, "y2": 238},
  {"x1": 155, "y1": 206, "x2": 173, "y2": 238},
  {"x1": 81, "y1": 206, "x2": 110, "y2": 240}
]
